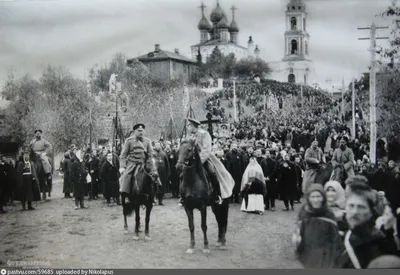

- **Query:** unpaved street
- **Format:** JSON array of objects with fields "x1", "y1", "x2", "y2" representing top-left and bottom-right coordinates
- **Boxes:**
[{"x1": 0, "y1": 176, "x2": 302, "y2": 269}]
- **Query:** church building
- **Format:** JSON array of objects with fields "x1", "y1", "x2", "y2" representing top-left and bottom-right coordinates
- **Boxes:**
[
  {"x1": 268, "y1": 0, "x2": 316, "y2": 86},
  {"x1": 190, "y1": 1, "x2": 260, "y2": 63}
]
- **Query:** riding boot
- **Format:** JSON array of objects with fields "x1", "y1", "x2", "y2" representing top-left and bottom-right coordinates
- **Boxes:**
[
  {"x1": 28, "y1": 201, "x2": 35, "y2": 210},
  {"x1": 22, "y1": 201, "x2": 26, "y2": 211},
  {"x1": 80, "y1": 198, "x2": 85, "y2": 209}
]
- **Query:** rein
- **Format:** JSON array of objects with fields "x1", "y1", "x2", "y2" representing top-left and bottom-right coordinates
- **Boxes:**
[{"x1": 177, "y1": 141, "x2": 197, "y2": 169}]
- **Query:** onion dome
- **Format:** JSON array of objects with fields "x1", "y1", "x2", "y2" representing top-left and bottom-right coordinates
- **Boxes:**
[
  {"x1": 198, "y1": 16, "x2": 212, "y2": 31},
  {"x1": 210, "y1": 2, "x2": 225, "y2": 23},
  {"x1": 217, "y1": 15, "x2": 229, "y2": 29},
  {"x1": 254, "y1": 45, "x2": 260, "y2": 55},
  {"x1": 230, "y1": 20, "x2": 239, "y2": 32}
]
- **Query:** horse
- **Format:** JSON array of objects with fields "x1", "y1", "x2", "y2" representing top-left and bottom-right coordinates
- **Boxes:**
[
  {"x1": 314, "y1": 163, "x2": 334, "y2": 186},
  {"x1": 121, "y1": 153, "x2": 157, "y2": 241},
  {"x1": 176, "y1": 140, "x2": 230, "y2": 254},
  {"x1": 29, "y1": 151, "x2": 52, "y2": 201}
]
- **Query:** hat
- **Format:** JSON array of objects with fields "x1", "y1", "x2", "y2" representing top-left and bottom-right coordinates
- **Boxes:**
[
  {"x1": 187, "y1": 118, "x2": 201, "y2": 127},
  {"x1": 69, "y1": 144, "x2": 77, "y2": 150},
  {"x1": 133, "y1": 123, "x2": 145, "y2": 131},
  {"x1": 34, "y1": 129, "x2": 42, "y2": 134}
]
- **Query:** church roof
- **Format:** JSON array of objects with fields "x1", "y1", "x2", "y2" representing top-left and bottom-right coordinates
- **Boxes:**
[
  {"x1": 287, "y1": 0, "x2": 306, "y2": 12},
  {"x1": 230, "y1": 20, "x2": 239, "y2": 32},
  {"x1": 210, "y1": 2, "x2": 226, "y2": 23},
  {"x1": 217, "y1": 15, "x2": 229, "y2": 29},
  {"x1": 129, "y1": 48, "x2": 196, "y2": 64},
  {"x1": 198, "y1": 16, "x2": 212, "y2": 31},
  {"x1": 191, "y1": 39, "x2": 247, "y2": 50}
]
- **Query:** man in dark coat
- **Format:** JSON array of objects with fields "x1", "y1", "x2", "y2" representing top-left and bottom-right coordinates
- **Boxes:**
[
  {"x1": 87, "y1": 149, "x2": 100, "y2": 200},
  {"x1": 70, "y1": 146, "x2": 87, "y2": 210},
  {"x1": 277, "y1": 154, "x2": 298, "y2": 211},
  {"x1": 101, "y1": 152, "x2": 120, "y2": 205},
  {"x1": 15, "y1": 150, "x2": 41, "y2": 210},
  {"x1": 260, "y1": 149, "x2": 277, "y2": 211},
  {"x1": 153, "y1": 141, "x2": 170, "y2": 206},
  {"x1": 226, "y1": 143, "x2": 243, "y2": 204},
  {"x1": 168, "y1": 144, "x2": 179, "y2": 198},
  {"x1": 0, "y1": 154, "x2": 11, "y2": 212},
  {"x1": 62, "y1": 151, "x2": 72, "y2": 198}
]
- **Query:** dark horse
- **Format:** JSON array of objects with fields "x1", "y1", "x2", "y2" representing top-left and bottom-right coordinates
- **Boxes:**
[
  {"x1": 121, "y1": 154, "x2": 158, "y2": 241},
  {"x1": 29, "y1": 151, "x2": 52, "y2": 201},
  {"x1": 176, "y1": 140, "x2": 230, "y2": 254}
]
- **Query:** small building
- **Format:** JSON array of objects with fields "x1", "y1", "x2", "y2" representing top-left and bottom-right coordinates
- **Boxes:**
[{"x1": 127, "y1": 44, "x2": 197, "y2": 82}]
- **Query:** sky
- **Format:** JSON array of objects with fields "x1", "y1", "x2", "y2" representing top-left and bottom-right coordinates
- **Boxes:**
[{"x1": 0, "y1": 0, "x2": 396, "y2": 90}]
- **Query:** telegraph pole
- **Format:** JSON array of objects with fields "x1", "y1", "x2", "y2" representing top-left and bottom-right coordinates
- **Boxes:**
[
  {"x1": 358, "y1": 23, "x2": 389, "y2": 164},
  {"x1": 352, "y1": 79, "x2": 356, "y2": 139},
  {"x1": 233, "y1": 79, "x2": 237, "y2": 121},
  {"x1": 341, "y1": 77, "x2": 345, "y2": 121}
]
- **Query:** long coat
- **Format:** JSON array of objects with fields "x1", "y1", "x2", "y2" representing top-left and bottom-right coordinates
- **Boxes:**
[
  {"x1": 62, "y1": 158, "x2": 72, "y2": 194},
  {"x1": 260, "y1": 157, "x2": 277, "y2": 199},
  {"x1": 168, "y1": 150, "x2": 179, "y2": 195},
  {"x1": 331, "y1": 147, "x2": 355, "y2": 184},
  {"x1": 226, "y1": 150, "x2": 244, "y2": 194},
  {"x1": 101, "y1": 161, "x2": 120, "y2": 199},
  {"x1": 277, "y1": 161, "x2": 298, "y2": 200},
  {"x1": 70, "y1": 157, "x2": 87, "y2": 198},
  {"x1": 15, "y1": 160, "x2": 41, "y2": 202},
  {"x1": 153, "y1": 149, "x2": 170, "y2": 194}
]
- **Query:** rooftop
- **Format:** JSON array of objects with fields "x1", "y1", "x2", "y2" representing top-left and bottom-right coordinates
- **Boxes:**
[{"x1": 128, "y1": 44, "x2": 196, "y2": 64}]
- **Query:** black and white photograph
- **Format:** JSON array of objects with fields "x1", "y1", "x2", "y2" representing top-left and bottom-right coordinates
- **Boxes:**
[{"x1": 1, "y1": 0, "x2": 400, "y2": 270}]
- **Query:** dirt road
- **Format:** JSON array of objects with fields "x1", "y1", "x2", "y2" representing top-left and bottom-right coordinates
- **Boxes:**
[{"x1": 0, "y1": 176, "x2": 302, "y2": 269}]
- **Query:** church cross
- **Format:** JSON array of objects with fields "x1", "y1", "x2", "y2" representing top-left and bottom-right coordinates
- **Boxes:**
[
  {"x1": 198, "y1": 2, "x2": 206, "y2": 17},
  {"x1": 230, "y1": 5, "x2": 237, "y2": 20}
]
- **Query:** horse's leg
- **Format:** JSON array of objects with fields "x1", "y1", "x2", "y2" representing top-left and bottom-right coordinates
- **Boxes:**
[
  {"x1": 211, "y1": 202, "x2": 222, "y2": 247},
  {"x1": 144, "y1": 200, "x2": 153, "y2": 241},
  {"x1": 201, "y1": 203, "x2": 210, "y2": 254},
  {"x1": 133, "y1": 205, "x2": 140, "y2": 241},
  {"x1": 184, "y1": 206, "x2": 195, "y2": 254},
  {"x1": 46, "y1": 176, "x2": 52, "y2": 198},
  {"x1": 220, "y1": 199, "x2": 229, "y2": 250},
  {"x1": 122, "y1": 194, "x2": 128, "y2": 234}
]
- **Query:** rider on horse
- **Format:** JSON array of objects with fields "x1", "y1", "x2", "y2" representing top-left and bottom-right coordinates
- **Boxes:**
[
  {"x1": 119, "y1": 123, "x2": 160, "y2": 195},
  {"x1": 180, "y1": 118, "x2": 235, "y2": 205},
  {"x1": 29, "y1": 129, "x2": 53, "y2": 179}
]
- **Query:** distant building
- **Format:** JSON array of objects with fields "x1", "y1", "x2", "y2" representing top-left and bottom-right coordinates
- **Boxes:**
[
  {"x1": 127, "y1": 44, "x2": 197, "y2": 82},
  {"x1": 268, "y1": 0, "x2": 316, "y2": 86},
  {"x1": 190, "y1": 1, "x2": 260, "y2": 63}
]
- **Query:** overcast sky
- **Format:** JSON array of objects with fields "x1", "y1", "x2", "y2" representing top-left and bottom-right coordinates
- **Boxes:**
[{"x1": 0, "y1": 0, "x2": 395, "y2": 90}]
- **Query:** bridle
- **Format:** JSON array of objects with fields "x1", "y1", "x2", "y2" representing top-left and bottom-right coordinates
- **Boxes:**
[{"x1": 177, "y1": 142, "x2": 196, "y2": 169}]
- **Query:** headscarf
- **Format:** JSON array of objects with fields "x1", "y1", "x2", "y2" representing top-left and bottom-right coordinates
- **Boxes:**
[
  {"x1": 324, "y1": 180, "x2": 346, "y2": 209},
  {"x1": 241, "y1": 157, "x2": 265, "y2": 191},
  {"x1": 298, "y1": 183, "x2": 335, "y2": 221}
]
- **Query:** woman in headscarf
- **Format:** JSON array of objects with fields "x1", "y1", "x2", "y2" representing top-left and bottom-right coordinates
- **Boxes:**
[
  {"x1": 324, "y1": 180, "x2": 348, "y2": 236},
  {"x1": 240, "y1": 153, "x2": 266, "y2": 215},
  {"x1": 292, "y1": 184, "x2": 343, "y2": 268}
]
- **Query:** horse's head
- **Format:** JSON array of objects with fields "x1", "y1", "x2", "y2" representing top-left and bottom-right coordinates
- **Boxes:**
[{"x1": 176, "y1": 140, "x2": 197, "y2": 172}]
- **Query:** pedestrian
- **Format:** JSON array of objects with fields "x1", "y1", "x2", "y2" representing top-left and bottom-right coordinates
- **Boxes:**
[
  {"x1": 338, "y1": 176, "x2": 399, "y2": 268},
  {"x1": 70, "y1": 145, "x2": 87, "y2": 210},
  {"x1": 260, "y1": 149, "x2": 277, "y2": 211},
  {"x1": 101, "y1": 152, "x2": 120, "y2": 206},
  {"x1": 62, "y1": 151, "x2": 72, "y2": 198},
  {"x1": 292, "y1": 184, "x2": 343, "y2": 268},
  {"x1": 15, "y1": 149, "x2": 41, "y2": 211}
]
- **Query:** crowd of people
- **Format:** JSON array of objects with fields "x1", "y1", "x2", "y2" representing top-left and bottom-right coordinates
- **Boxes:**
[{"x1": 1, "y1": 78, "x2": 400, "y2": 268}]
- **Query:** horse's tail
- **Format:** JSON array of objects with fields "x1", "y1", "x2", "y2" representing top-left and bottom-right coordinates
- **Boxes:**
[{"x1": 122, "y1": 194, "x2": 135, "y2": 216}]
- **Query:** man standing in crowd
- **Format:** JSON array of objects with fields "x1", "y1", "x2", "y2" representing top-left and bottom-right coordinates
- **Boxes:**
[
  {"x1": 226, "y1": 143, "x2": 243, "y2": 204},
  {"x1": 261, "y1": 149, "x2": 277, "y2": 211},
  {"x1": 87, "y1": 149, "x2": 100, "y2": 200},
  {"x1": 168, "y1": 143, "x2": 179, "y2": 199},
  {"x1": 153, "y1": 141, "x2": 170, "y2": 206},
  {"x1": 101, "y1": 152, "x2": 120, "y2": 205}
]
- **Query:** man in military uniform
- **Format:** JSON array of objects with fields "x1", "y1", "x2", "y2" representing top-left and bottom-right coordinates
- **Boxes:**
[
  {"x1": 29, "y1": 129, "x2": 53, "y2": 179},
  {"x1": 180, "y1": 118, "x2": 234, "y2": 204},
  {"x1": 119, "y1": 123, "x2": 160, "y2": 195},
  {"x1": 331, "y1": 137, "x2": 355, "y2": 185}
]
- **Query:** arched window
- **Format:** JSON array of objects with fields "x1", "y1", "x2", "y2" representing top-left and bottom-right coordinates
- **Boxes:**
[
  {"x1": 291, "y1": 17, "x2": 297, "y2": 30},
  {"x1": 305, "y1": 41, "x2": 309, "y2": 55},
  {"x1": 288, "y1": 74, "x2": 296, "y2": 83},
  {"x1": 303, "y1": 18, "x2": 306, "y2": 31},
  {"x1": 291, "y1": 39, "x2": 298, "y2": 54}
]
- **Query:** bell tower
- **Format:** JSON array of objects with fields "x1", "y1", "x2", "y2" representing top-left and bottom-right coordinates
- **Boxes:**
[{"x1": 282, "y1": 0, "x2": 312, "y2": 85}]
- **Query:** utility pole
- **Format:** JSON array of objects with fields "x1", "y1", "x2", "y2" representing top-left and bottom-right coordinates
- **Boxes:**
[
  {"x1": 352, "y1": 79, "x2": 356, "y2": 140},
  {"x1": 233, "y1": 79, "x2": 237, "y2": 121},
  {"x1": 358, "y1": 23, "x2": 389, "y2": 164},
  {"x1": 341, "y1": 77, "x2": 345, "y2": 121}
]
